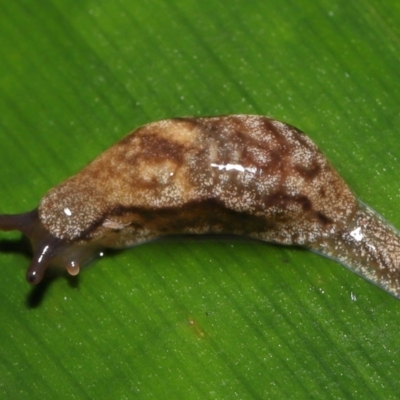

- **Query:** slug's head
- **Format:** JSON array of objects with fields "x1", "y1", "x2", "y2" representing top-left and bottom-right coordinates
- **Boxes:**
[{"x1": 0, "y1": 209, "x2": 101, "y2": 284}]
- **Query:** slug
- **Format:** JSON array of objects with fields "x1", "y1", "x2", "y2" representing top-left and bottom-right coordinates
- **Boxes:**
[{"x1": 1, "y1": 115, "x2": 400, "y2": 298}]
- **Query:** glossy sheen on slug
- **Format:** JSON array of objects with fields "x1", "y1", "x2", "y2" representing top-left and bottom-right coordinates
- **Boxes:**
[{"x1": 0, "y1": 115, "x2": 399, "y2": 298}]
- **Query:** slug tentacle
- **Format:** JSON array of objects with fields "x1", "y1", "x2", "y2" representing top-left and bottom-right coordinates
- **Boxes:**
[
  {"x1": 0, "y1": 210, "x2": 38, "y2": 237},
  {"x1": 0, "y1": 209, "x2": 60, "y2": 283},
  {"x1": 0, "y1": 209, "x2": 98, "y2": 283},
  {"x1": 1, "y1": 114, "x2": 400, "y2": 299}
]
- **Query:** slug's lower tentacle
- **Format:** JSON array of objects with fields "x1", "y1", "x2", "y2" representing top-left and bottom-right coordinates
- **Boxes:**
[
  {"x1": 66, "y1": 261, "x2": 80, "y2": 276},
  {"x1": 0, "y1": 209, "x2": 90, "y2": 284}
]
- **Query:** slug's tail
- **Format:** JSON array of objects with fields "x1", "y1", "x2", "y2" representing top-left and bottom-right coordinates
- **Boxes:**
[
  {"x1": 312, "y1": 202, "x2": 400, "y2": 299},
  {"x1": 0, "y1": 209, "x2": 65, "y2": 284}
]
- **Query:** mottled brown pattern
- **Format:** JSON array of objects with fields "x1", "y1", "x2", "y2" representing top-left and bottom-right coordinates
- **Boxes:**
[
  {"x1": 295, "y1": 162, "x2": 321, "y2": 180},
  {"x1": 2, "y1": 115, "x2": 400, "y2": 298}
]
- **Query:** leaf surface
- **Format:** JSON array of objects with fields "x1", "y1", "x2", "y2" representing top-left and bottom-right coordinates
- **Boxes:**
[{"x1": 1, "y1": 1, "x2": 400, "y2": 398}]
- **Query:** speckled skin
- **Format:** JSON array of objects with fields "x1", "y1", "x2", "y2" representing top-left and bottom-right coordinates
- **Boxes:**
[
  {"x1": 40, "y1": 116, "x2": 356, "y2": 246},
  {"x1": 1, "y1": 115, "x2": 400, "y2": 297}
]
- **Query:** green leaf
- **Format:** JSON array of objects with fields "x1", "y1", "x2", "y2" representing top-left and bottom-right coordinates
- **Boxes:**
[{"x1": 1, "y1": 1, "x2": 400, "y2": 398}]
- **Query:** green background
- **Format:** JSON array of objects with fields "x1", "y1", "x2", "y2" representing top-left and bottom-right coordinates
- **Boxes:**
[{"x1": 1, "y1": 1, "x2": 400, "y2": 399}]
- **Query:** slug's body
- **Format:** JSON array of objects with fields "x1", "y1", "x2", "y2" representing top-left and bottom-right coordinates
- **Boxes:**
[{"x1": 1, "y1": 115, "x2": 400, "y2": 298}]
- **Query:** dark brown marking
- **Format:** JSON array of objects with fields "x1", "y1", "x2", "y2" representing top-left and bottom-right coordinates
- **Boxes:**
[
  {"x1": 136, "y1": 135, "x2": 186, "y2": 163},
  {"x1": 111, "y1": 199, "x2": 273, "y2": 237},
  {"x1": 295, "y1": 162, "x2": 321, "y2": 180},
  {"x1": 315, "y1": 211, "x2": 333, "y2": 226},
  {"x1": 297, "y1": 195, "x2": 312, "y2": 211},
  {"x1": 263, "y1": 191, "x2": 312, "y2": 212}
]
